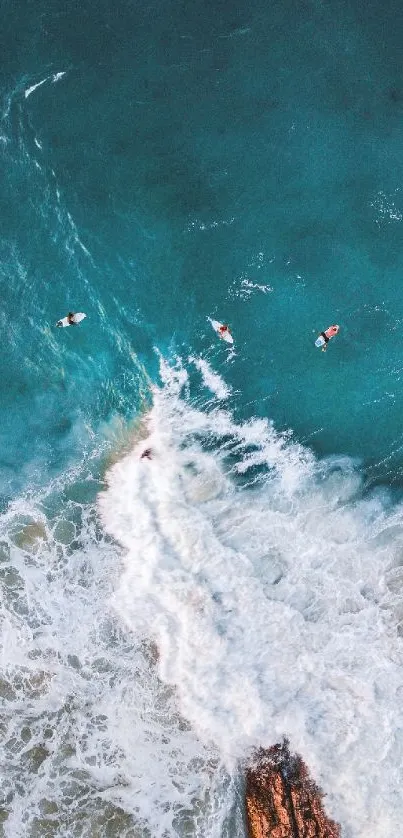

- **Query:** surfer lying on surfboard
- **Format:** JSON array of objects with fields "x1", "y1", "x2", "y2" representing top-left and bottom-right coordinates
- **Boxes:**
[
  {"x1": 315, "y1": 324, "x2": 339, "y2": 351},
  {"x1": 56, "y1": 312, "x2": 86, "y2": 328},
  {"x1": 208, "y1": 318, "x2": 234, "y2": 344},
  {"x1": 218, "y1": 324, "x2": 231, "y2": 338}
]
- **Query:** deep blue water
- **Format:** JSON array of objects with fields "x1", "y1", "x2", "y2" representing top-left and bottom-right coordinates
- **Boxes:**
[{"x1": 2, "y1": 0, "x2": 403, "y2": 500}]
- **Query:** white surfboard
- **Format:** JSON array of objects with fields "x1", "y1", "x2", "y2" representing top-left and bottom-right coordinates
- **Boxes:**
[
  {"x1": 209, "y1": 318, "x2": 234, "y2": 344},
  {"x1": 315, "y1": 335, "x2": 326, "y2": 348},
  {"x1": 56, "y1": 312, "x2": 86, "y2": 328}
]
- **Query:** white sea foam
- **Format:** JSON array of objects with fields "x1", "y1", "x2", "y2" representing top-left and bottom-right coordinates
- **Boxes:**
[
  {"x1": 2, "y1": 352, "x2": 403, "y2": 837},
  {"x1": 0, "y1": 484, "x2": 232, "y2": 838},
  {"x1": 218, "y1": 26, "x2": 251, "y2": 39},
  {"x1": 24, "y1": 71, "x2": 66, "y2": 99},
  {"x1": 190, "y1": 355, "x2": 232, "y2": 399},
  {"x1": 371, "y1": 189, "x2": 403, "y2": 224},
  {"x1": 99, "y1": 356, "x2": 403, "y2": 838},
  {"x1": 228, "y1": 274, "x2": 273, "y2": 299},
  {"x1": 25, "y1": 77, "x2": 49, "y2": 99},
  {"x1": 186, "y1": 217, "x2": 235, "y2": 232}
]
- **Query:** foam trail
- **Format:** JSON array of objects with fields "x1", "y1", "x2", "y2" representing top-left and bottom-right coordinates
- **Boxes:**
[
  {"x1": 24, "y1": 71, "x2": 65, "y2": 99},
  {"x1": 190, "y1": 355, "x2": 232, "y2": 399},
  {"x1": 100, "y1": 356, "x2": 403, "y2": 838},
  {"x1": 25, "y1": 77, "x2": 49, "y2": 98}
]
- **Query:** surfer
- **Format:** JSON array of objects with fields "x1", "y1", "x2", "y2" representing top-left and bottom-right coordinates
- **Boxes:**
[
  {"x1": 218, "y1": 324, "x2": 231, "y2": 338},
  {"x1": 208, "y1": 318, "x2": 234, "y2": 344},
  {"x1": 141, "y1": 448, "x2": 152, "y2": 460},
  {"x1": 56, "y1": 312, "x2": 77, "y2": 327},
  {"x1": 315, "y1": 324, "x2": 339, "y2": 351},
  {"x1": 56, "y1": 312, "x2": 86, "y2": 327}
]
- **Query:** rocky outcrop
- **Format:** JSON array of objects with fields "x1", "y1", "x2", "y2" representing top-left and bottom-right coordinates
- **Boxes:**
[{"x1": 245, "y1": 741, "x2": 341, "y2": 838}]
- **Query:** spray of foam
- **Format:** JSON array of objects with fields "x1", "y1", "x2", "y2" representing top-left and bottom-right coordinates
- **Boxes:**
[
  {"x1": 190, "y1": 356, "x2": 232, "y2": 400},
  {"x1": 25, "y1": 72, "x2": 66, "y2": 99},
  {"x1": 0, "y1": 476, "x2": 236, "y2": 837},
  {"x1": 99, "y1": 355, "x2": 403, "y2": 838}
]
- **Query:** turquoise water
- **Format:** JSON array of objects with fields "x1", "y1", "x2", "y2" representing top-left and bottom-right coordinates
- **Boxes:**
[
  {"x1": 2, "y1": 0, "x2": 403, "y2": 495},
  {"x1": 2, "y1": 1, "x2": 403, "y2": 836}
]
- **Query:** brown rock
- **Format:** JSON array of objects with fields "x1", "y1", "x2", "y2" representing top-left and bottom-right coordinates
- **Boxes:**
[{"x1": 245, "y1": 740, "x2": 341, "y2": 838}]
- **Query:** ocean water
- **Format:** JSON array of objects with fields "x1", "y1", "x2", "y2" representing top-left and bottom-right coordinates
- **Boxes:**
[{"x1": 2, "y1": 0, "x2": 403, "y2": 835}]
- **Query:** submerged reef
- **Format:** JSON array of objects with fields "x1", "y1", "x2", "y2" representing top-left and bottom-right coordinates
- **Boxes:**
[{"x1": 245, "y1": 741, "x2": 341, "y2": 838}]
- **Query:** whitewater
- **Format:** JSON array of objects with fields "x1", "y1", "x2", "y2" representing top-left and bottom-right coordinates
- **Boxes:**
[{"x1": 1, "y1": 352, "x2": 402, "y2": 837}]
